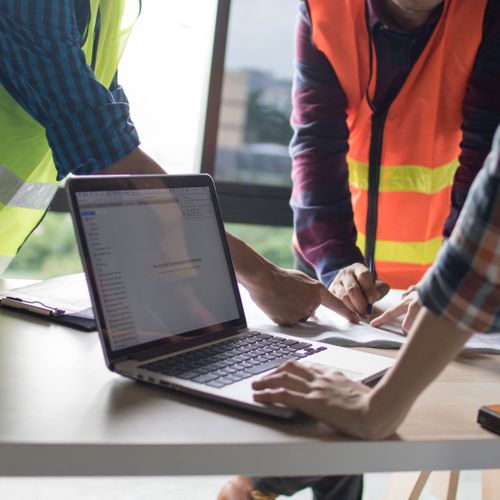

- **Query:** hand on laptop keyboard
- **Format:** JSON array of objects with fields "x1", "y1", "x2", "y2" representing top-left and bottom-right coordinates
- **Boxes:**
[{"x1": 140, "y1": 332, "x2": 327, "y2": 388}]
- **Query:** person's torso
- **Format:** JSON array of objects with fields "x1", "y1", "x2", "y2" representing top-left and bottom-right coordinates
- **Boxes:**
[{"x1": 307, "y1": 0, "x2": 488, "y2": 288}]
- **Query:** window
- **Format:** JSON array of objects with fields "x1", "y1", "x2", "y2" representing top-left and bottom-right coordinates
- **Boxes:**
[
  {"x1": 119, "y1": 0, "x2": 218, "y2": 173},
  {"x1": 226, "y1": 223, "x2": 293, "y2": 268},
  {"x1": 6, "y1": 213, "x2": 83, "y2": 279},
  {"x1": 212, "y1": 0, "x2": 297, "y2": 188}
]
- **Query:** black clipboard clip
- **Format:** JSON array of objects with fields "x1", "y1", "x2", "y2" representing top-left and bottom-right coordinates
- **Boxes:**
[{"x1": 0, "y1": 296, "x2": 66, "y2": 317}]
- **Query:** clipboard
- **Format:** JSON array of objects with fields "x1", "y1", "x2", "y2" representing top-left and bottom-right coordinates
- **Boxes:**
[{"x1": 0, "y1": 274, "x2": 96, "y2": 331}]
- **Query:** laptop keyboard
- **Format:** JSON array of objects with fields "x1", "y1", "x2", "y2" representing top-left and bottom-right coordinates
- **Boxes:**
[{"x1": 139, "y1": 331, "x2": 327, "y2": 388}]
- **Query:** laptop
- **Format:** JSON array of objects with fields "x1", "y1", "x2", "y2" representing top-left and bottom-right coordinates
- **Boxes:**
[{"x1": 66, "y1": 174, "x2": 393, "y2": 418}]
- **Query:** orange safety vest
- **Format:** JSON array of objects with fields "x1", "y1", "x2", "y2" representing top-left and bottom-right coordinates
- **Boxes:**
[{"x1": 305, "y1": 0, "x2": 488, "y2": 288}]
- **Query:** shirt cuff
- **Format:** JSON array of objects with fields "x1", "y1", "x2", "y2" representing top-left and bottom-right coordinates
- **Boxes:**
[
  {"x1": 316, "y1": 248, "x2": 365, "y2": 287},
  {"x1": 46, "y1": 102, "x2": 140, "y2": 180}
]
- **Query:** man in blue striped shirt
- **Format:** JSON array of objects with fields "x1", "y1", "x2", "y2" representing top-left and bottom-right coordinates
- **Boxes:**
[
  {"x1": 0, "y1": 0, "x2": 354, "y2": 328},
  {"x1": 0, "y1": 0, "x2": 140, "y2": 178}
]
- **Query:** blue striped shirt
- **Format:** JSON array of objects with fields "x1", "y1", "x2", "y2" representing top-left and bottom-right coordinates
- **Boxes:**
[{"x1": 0, "y1": 0, "x2": 140, "y2": 180}]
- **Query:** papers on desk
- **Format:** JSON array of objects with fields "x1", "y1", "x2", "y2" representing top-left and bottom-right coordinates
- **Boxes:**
[
  {"x1": 0, "y1": 273, "x2": 95, "y2": 331},
  {"x1": 240, "y1": 287, "x2": 500, "y2": 354},
  {"x1": 2, "y1": 273, "x2": 499, "y2": 351}
]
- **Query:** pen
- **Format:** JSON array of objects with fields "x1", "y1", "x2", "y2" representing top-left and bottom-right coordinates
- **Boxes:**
[{"x1": 366, "y1": 258, "x2": 375, "y2": 317}]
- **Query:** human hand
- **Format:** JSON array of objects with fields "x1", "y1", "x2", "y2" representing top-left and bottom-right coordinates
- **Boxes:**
[
  {"x1": 217, "y1": 475, "x2": 256, "y2": 500},
  {"x1": 252, "y1": 361, "x2": 388, "y2": 439},
  {"x1": 247, "y1": 266, "x2": 360, "y2": 326},
  {"x1": 329, "y1": 263, "x2": 389, "y2": 317},
  {"x1": 226, "y1": 233, "x2": 358, "y2": 326},
  {"x1": 370, "y1": 290, "x2": 421, "y2": 335}
]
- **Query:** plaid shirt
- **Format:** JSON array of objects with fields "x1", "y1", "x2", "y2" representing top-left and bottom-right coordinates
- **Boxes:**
[
  {"x1": 0, "y1": 0, "x2": 139, "y2": 180},
  {"x1": 418, "y1": 126, "x2": 500, "y2": 333}
]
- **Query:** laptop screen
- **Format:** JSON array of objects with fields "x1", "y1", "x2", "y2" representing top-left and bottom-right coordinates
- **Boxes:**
[{"x1": 75, "y1": 183, "x2": 241, "y2": 353}]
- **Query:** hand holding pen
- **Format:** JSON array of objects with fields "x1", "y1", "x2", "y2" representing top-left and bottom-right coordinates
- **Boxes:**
[{"x1": 328, "y1": 262, "x2": 389, "y2": 320}]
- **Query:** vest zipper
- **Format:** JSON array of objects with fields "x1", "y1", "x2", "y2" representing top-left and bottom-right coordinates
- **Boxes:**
[{"x1": 364, "y1": 110, "x2": 388, "y2": 279}]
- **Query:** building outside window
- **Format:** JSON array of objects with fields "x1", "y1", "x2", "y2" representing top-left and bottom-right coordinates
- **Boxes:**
[{"x1": 215, "y1": 0, "x2": 296, "y2": 187}]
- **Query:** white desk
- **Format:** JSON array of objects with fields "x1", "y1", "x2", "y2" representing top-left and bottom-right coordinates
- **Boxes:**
[{"x1": 0, "y1": 281, "x2": 499, "y2": 477}]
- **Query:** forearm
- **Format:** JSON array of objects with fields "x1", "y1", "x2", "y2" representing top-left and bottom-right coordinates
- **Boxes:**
[
  {"x1": 291, "y1": 2, "x2": 362, "y2": 285},
  {"x1": 101, "y1": 151, "x2": 265, "y2": 285},
  {"x1": 291, "y1": 168, "x2": 364, "y2": 286},
  {"x1": 367, "y1": 131, "x2": 500, "y2": 438},
  {"x1": 367, "y1": 308, "x2": 473, "y2": 437},
  {"x1": 226, "y1": 233, "x2": 274, "y2": 291},
  {"x1": 100, "y1": 147, "x2": 165, "y2": 175},
  {"x1": 100, "y1": 151, "x2": 276, "y2": 295}
]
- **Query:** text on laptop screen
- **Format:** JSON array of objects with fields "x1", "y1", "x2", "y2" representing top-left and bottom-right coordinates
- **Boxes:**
[{"x1": 76, "y1": 187, "x2": 240, "y2": 351}]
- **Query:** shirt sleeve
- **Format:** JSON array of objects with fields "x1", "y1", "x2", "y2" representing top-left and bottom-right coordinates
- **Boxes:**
[
  {"x1": 418, "y1": 126, "x2": 500, "y2": 333},
  {"x1": 443, "y1": 0, "x2": 500, "y2": 237},
  {"x1": 0, "y1": 0, "x2": 140, "y2": 180},
  {"x1": 290, "y1": 1, "x2": 364, "y2": 287}
]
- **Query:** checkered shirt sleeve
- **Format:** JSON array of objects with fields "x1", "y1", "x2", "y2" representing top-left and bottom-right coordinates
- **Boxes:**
[
  {"x1": 418, "y1": 126, "x2": 500, "y2": 332},
  {"x1": 0, "y1": 0, "x2": 140, "y2": 180}
]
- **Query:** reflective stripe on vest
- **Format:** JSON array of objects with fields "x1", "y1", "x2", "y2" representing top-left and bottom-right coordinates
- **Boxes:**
[
  {"x1": 0, "y1": 0, "x2": 138, "y2": 275},
  {"x1": 349, "y1": 157, "x2": 459, "y2": 252},
  {"x1": 347, "y1": 158, "x2": 460, "y2": 196},
  {"x1": 0, "y1": 164, "x2": 58, "y2": 210},
  {"x1": 305, "y1": 0, "x2": 488, "y2": 288}
]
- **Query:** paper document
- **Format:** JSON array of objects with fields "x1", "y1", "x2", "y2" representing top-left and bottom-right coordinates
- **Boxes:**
[
  {"x1": 0, "y1": 273, "x2": 95, "y2": 331},
  {"x1": 240, "y1": 287, "x2": 500, "y2": 354},
  {"x1": 0, "y1": 273, "x2": 91, "y2": 313}
]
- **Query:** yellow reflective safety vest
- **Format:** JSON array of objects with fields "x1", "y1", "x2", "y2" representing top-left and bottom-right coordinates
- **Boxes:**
[{"x1": 0, "y1": 0, "x2": 135, "y2": 275}]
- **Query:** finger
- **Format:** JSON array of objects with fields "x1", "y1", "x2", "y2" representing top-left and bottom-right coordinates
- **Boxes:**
[
  {"x1": 331, "y1": 285, "x2": 357, "y2": 314},
  {"x1": 309, "y1": 310, "x2": 319, "y2": 321},
  {"x1": 375, "y1": 280, "x2": 390, "y2": 299},
  {"x1": 353, "y1": 265, "x2": 379, "y2": 303},
  {"x1": 370, "y1": 301, "x2": 409, "y2": 327},
  {"x1": 275, "y1": 313, "x2": 305, "y2": 327},
  {"x1": 255, "y1": 360, "x2": 316, "y2": 384},
  {"x1": 402, "y1": 301, "x2": 421, "y2": 334},
  {"x1": 252, "y1": 371, "x2": 311, "y2": 393},
  {"x1": 253, "y1": 388, "x2": 310, "y2": 411},
  {"x1": 274, "y1": 316, "x2": 294, "y2": 327},
  {"x1": 340, "y1": 293, "x2": 360, "y2": 319},
  {"x1": 319, "y1": 286, "x2": 360, "y2": 323},
  {"x1": 341, "y1": 274, "x2": 369, "y2": 316},
  {"x1": 274, "y1": 360, "x2": 318, "y2": 380},
  {"x1": 299, "y1": 306, "x2": 317, "y2": 323},
  {"x1": 402, "y1": 284, "x2": 417, "y2": 297}
]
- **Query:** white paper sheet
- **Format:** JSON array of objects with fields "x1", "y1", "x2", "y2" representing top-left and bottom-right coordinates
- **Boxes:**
[
  {"x1": 3, "y1": 275, "x2": 499, "y2": 354},
  {"x1": 240, "y1": 286, "x2": 500, "y2": 354},
  {"x1": 0, "y1": 273, "x2": 91, "y2": 313}
]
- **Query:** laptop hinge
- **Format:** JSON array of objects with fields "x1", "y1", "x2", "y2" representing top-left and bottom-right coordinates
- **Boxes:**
[
  {"x1": 127, "y1": 326, "x2": 247, "y2": 362},
  {"x1": 110, "y1": 356, "x2": 128, "y2": 366}
]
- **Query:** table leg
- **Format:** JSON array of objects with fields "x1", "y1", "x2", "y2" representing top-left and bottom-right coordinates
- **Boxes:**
[
  {"x1": 482, "y1": 469, "x2": 500, "y2": 500},
  {"x1": 430, "y1": 470, "x2": 459, "y2": 500},
  {"x1": 381, "y1": 471, "x2": 431, "y2": 500}
]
